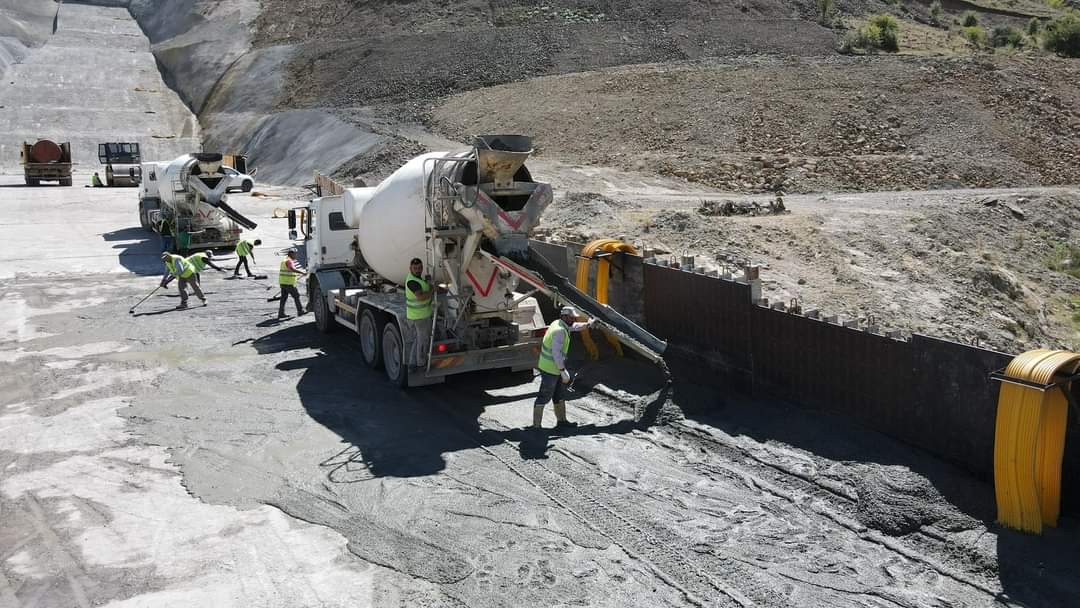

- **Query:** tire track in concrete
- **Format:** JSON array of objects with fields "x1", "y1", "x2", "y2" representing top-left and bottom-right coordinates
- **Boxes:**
[{"x1": 574, "y1": 387, "x2": 1006, "y2": 603}]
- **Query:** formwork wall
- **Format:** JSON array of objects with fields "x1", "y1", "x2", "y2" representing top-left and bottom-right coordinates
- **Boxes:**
[{"x1": 534, "y1": 239, "x2": 1080, "y2": 510}]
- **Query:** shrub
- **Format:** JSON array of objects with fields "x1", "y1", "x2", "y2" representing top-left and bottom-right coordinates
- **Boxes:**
[
  {"x1": 991, "y1": 25, "x2": 1024, "y2": 47},
  {"x1": 817, "y1": 0, "x2": 835, "y2": 24},
  {"x1": 842, "y1": 15, "x2": 903, "y2": 53},
  {"x1": 867, "y1": 14, "x2": 901, "y2": 51},
  {"x1": 930, "y1": 0, "x2": 944, "y2": 24},
  {"x1": 1043, "y1": 13, "x2": 1080, "y2": 57},
  {"x1": 960, "y1": 10, "x2": 979, "y2": 27},
  {"x1": 1027, "y1": 17, "x2": 1041, "y2": 36},
  {"x1": 963, "y1": 25, "x2": 989, "y2": 46}
]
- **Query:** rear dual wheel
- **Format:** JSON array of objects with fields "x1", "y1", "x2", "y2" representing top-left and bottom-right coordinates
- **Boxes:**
[
  {"x1": 359, "y1": 308, "x2": 383, "y2": 370},
  {"x1": 382, "y1": 322, "x2": 408, "y2": 387}
]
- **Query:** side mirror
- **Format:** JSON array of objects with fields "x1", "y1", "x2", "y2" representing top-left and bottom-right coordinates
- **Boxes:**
[
  {"x1": 289, "y1": 230, "x2": 298, "y2": 241},
  {"x1": 287, "y1": 209, "x2": 296, "y2": 230}
]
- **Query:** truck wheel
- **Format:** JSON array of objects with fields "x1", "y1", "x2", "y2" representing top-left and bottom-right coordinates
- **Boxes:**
[
  {"x1": 26, "y1": 178, "x2": 38, "y2": 187},
  {"x1": 241, "y1": 180, "x2": 253, "y2": 193},
  {"x1": 310, "y1": 279, "x2": 336, "y2": 334},
  {"x1": 382, "y1": 322, "x2": 408, "y2": 387},
  {"x1": 359, "y1": 309, "x2": 383, "y2": 370},
  {"x1": 138, "y1": 203, "x2": 149, "y2": 230},
  {"x1": 60, "y1": 178, "x2": 72, "y2": 187}
]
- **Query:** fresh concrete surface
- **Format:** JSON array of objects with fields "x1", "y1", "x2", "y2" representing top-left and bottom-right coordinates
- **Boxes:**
[
  {"x1": 3, "y1": 174, "x2": 1080, "y2": 607},
  {"x1": 0, "y1": 3, "x2": 199, "y2": 170}
]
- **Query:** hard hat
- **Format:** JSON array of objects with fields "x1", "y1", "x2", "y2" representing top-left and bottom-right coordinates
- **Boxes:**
[
  {"x1": 160, "y1": 252, "x2": 170, "y2": 260},
  {"x1": 560, "y1": 306, "x2": 578, "y2": 318},
  {"x1": 204, "y1": 250, "x2": 214, "y2": 258}
]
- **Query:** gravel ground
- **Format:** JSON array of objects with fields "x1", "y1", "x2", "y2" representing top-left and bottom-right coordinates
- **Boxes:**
[{"x1": 533, "y1": 183, "x2": 1080, "y2": 352}]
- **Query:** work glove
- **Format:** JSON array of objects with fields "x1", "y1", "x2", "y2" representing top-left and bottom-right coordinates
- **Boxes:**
[
  {"x1": 560, "y1": 369, "x2": 571, "y2": 384},
  {"x1": 587, "y1": 318, "x2": 598, "y2": 328}
]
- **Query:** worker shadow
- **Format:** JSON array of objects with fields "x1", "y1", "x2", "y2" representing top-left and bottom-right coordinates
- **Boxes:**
[
  {"x1": 252, "y1": 323, "x2": 667, "y2": 478},
  {"x1": 102, "y1": 227, "x2": 163, "y2": 276}
]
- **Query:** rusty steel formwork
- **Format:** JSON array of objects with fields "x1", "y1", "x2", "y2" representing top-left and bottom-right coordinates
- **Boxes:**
[
  {"x1": 643, "y1": 264, "x2": 752, "y2": 373},
  {"x1": 640, "y1": 260, "x2": 1080, "y2": 509}
]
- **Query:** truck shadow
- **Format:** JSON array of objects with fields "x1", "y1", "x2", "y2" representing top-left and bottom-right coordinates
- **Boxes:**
[
  {"x1": 102, "y1": 226, "x2": 163, "y2": 276},
  {"x1": 252, "y1": 323, "x2": 668, "y2": 479}
]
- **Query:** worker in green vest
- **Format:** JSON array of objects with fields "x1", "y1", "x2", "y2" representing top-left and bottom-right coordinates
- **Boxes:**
[
  {"x1": 185, "y1": 250, "x2": 226, "y2": 287},
  {"x1": 533, "y1": 306, "x2": 594, "y2": 430},
  {"x1": 232, "y1": 238, "x2": 261, "y2": 277},
  {"x1": 90, "y1": 172, "x2": 105, "y2": 187},
  {"x1": 158, "y1": 216, "x2": 175, "y2": 253},
  {"x1": 277, "y1": 249, "x2": 306, "y2": 318},
  {"x1": 404, "y1": 257, "x2": 436, "y2": 372},
  {"x1": 160, "y1": 252, "x2": 206, "y2": 309}
]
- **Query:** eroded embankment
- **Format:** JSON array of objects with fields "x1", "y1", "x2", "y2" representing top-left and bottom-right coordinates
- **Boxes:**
[{"x1": 109, "y1": 0, "x2": 381, "y2": 183}]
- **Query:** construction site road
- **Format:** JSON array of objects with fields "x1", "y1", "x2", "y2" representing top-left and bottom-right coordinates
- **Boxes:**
[{"x1": 2, "y1": 175, "x2": 1080, "y2": 607}]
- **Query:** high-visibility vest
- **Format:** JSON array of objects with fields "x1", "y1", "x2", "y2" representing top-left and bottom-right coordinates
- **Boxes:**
[
  {"x1": 235, "y1": 240, "x2": 253, "y2": 257},
  {"x1": 279, "y1": 259, "x2": 298, "y2": 286},
  {"x1": 91, "y1": 174, "x2": 103, "y2": 187},
  {"x1": 164, "y1": 255, "x2": 193, "y2": 279},
  {"x1": 537, "y1": 319, "x2": 570, "y2": 375},
  {"x1": 404, "y1": 273, "x2": 433, "y2": 320},
  {"x1": 187, "y1": 252, "x2": 209, "y2": 272}
]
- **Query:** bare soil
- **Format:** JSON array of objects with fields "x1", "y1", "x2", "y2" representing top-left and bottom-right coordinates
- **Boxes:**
[{"x1": 535, "y1": 184, "x2": 1080, "y2": 352}]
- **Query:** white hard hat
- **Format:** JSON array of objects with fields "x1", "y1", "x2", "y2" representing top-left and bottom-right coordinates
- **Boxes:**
[
  {"x1": 204, "y1": 250, "x2": 214, "y2": 258},
  {"x1": 560, "y1": 306, "x2": 578, "y2": 318}
]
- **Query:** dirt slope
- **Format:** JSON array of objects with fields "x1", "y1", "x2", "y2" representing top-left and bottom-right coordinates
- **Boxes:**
[{"x1": 433, "y1": 55, "x2": 1080, "y2": 194}]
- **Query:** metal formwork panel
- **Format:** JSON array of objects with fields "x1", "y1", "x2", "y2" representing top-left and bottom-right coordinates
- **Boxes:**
[{"x1": 643, "y1": 265, "x2": 752, "y2": 371}]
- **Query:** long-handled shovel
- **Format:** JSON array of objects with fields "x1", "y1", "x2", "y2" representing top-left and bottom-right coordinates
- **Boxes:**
[{"x1": 129, "y1": 285, "x2": 162, "y2": 314}]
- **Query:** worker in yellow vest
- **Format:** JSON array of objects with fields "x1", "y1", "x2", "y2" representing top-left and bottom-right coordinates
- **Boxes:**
[
  {"x1": 185, "y1": 250, "x2": 226, "y2": 287},
  {"x1": 232, "y1": 238, "x2": 261, "y2": 277},
  {"x1": 160, "y1": 252, "x2": 206, "y2": 309},
  {"x1": 277, "y1": 249, "x2": 306, "y2": 318},
  {"x1": 533, "y1": 306, "x2": 594, "y2": 430},
  {"x1": 404, "y1": 257, "x2": 435, "y2": 371}
]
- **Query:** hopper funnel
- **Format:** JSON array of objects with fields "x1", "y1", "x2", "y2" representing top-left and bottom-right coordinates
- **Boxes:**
[
  {"x1": 193, "y1": 152, "x2": 223, "y2": 175},
  {"x1": 475, "y1": 135, "x2": 532, "y2": 190}
]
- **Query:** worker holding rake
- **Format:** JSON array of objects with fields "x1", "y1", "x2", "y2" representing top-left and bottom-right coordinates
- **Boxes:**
[{"x1": 160, "y1": 252, "x2": 206, "y2": 309}]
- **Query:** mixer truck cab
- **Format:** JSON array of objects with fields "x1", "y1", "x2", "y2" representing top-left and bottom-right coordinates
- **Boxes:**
[{"x1": 294, "y1": 135, "x2": 556, "y2": 387}]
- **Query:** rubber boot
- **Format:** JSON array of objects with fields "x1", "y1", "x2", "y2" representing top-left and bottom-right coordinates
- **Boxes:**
[
  {"x1": 554, "y1": 401, "x2": 577, "y2": 429},
  {"x1": 532, "y1": 405, "x2": 545, "y2": 429}
]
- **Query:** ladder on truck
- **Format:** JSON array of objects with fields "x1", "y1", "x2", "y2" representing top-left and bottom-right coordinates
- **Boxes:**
[{"x1": 420, "y1": 154, "x2": 474, "y2": 373}]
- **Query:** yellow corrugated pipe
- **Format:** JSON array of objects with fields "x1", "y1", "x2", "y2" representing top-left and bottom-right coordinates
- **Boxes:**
[
  {"x1": 574, "y1": 239, "x2": 640, "y2": 360},
  {"x1": 994, "y1": 349, "x2": 1080, "y2": 534}
]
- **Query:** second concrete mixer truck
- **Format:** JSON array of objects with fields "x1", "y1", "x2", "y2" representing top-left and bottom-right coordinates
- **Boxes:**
[
  {"x1": 138, "y1": 153, "x2": 256, "y2": 250},
  {"x1": 292, "y1": 135, "x2": 667, "y2": 387}
]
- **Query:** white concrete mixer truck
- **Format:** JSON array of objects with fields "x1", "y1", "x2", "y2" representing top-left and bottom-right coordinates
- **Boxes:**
[
  {"x1": 293, "y1": 136, "x2": 555, "y2": 387},
  {"x1": 294, "y1": 135, "x2": 669, "y2": 387},
  {"x1": 138, "y1": 153, "x2": 257, "y2": 250}
]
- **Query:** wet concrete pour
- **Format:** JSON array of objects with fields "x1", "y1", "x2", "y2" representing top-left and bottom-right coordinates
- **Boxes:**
[{"x1": 4, "y1": 265, "x2": 1080, "y2": 606}]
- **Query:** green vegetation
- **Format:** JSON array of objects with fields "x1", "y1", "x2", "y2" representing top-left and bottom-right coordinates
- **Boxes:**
[
  {"x1": 960, "y1": 11, "x2": 980, "y2": 27},
  {"x1": 1046, "y1": 0, "x2": 1067, "y2": 9},
  {"x1": 991, "y1": 26, "x2": 1024, "y2": 47},
  {"x1": 1027, "y1": 17, "x2": 1042, "y2": 36},
  {"x1": 844, "y1": 14, "x2": 901, "y2": 52},
  {"x1": 1047, "y1": 242, "x2": 1080, "y2": 279},
  {"x1": 817, "y1": 0, "x2": 836, "y2": 25},
  {"x1": 930, "y1": 0, "x2": 944, "y2": 25},
  {"x1": 1042, "y1": 13, "x2": 1080, "y2": 57},
  {"x1": 963, "y1": 25, "x2": 989, "y2": 46}
]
